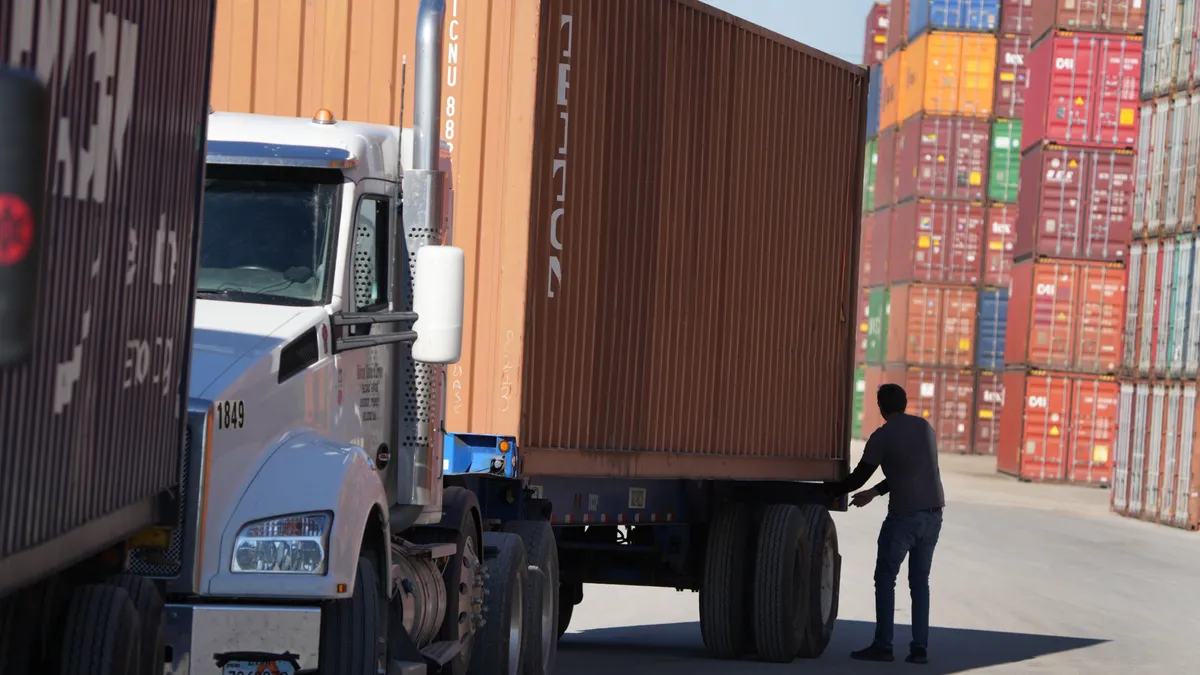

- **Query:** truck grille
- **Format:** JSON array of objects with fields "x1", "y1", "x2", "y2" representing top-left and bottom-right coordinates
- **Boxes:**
[{"x1": 127, "y1": 421, "x2": 192, "y2": 577}]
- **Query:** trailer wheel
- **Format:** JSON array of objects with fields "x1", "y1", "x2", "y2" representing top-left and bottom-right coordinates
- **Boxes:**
[
  {"x1": 699, "y1": 503, "x2": 752, "y2": 659},
  {"x1": 58, "y1": 584, "x2": 141, "y2": 675},
  {"x1": 106, "y1": 575, "x2": 166, "y2": 675},
  {"x1": 409, "y1": 487, "x2": 484, "y2": 675},
  {"x1": 502, "y1": 520, "x2": 559, "y2": 675},
  {"x1": 796, "y1": 505, "x2": 840, "y2": 658},
  {"x1": 319, "y1": 554, "x2": 386, "y2": 675},
  {"x1": 469, "y1": 532, "x2": 526, "y2": 675},
  {"x1": 751, "y1": 504, "x2": 808, "y2": 663}
]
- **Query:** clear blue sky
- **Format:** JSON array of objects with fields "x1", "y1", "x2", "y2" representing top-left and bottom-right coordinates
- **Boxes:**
[{"x1": 702, "y1": 0, "x2": 880, "y2": 64}]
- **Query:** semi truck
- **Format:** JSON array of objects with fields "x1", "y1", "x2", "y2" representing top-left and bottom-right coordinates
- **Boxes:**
[{"x1": 209, "y1": 0, "x2": 868, "y2": 667}]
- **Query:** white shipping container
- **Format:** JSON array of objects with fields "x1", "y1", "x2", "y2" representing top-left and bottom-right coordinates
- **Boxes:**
[
  {"x1": 1113, "y1": 382, "x2": 1136, "y2": 514},
  {"x1": 1165, "y1": 96, "x2": 1189, "y2": 232},
  {"x1": 1182, "y1": 95, "x2": 1200, "y2": 234},
  {"x1": 1169, "y1": 236, "x2": 1197, "y2": 377},
  {"x1": 1123, "y1": 243, "x2": 1144, "y2": 371},
  {"x1": 1148, "y1": 100, "x2": 1171, "y2": 236},
  {"x1": 1145, "y1": 385, "x2": 1167, "y2": 517},
  {"x1": 1138, "y1": 242, "x2": 1161, "y2": 376},
  {"x1": 1177, "y1": 0, "x2": 1199, "y2": 90},
  {"x1": 1143, "y1": 0, "x2": 1162, "y2": 99},
  {"x1": 1160, "y1": 385, "x2": 1183, "y2": 523},
  {"x1": 1156, "y1": 0, "x2": 1181, "y2": 97},
  {"x1": 1175, "y1": 385, "x2": 1198, "y2": 529},
  {"x1": 1155, "y1": 241, "x2": 1177, "y2": 377},
  {"x1": 1129, "y1": 383, "x2": 1151, "y2": 517}
]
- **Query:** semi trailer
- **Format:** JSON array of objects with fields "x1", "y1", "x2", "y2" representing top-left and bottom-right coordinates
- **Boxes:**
[{"x1": 211, "y1": 0, "x2": 869, "y2": 666}]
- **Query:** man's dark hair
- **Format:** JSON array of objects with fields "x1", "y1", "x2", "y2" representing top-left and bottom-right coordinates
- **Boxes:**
[{"x1": 877, "y1": 384, "x2": 907, "y2": 417}]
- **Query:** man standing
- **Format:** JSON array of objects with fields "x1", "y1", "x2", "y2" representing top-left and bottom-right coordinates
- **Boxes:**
[{"x1": 825, "y1": 384, "x2": 945, "y2": 664}]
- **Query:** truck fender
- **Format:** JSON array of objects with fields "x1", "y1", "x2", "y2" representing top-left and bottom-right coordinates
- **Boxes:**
[{"x1": 205, "y1": 432, "x2": 389, "y2": 599}]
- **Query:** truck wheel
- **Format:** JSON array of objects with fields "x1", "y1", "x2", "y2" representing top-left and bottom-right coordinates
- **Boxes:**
[
  {"x1": 751, "y1": 504, "x2": 808, "y2": 663},
  {"x1": 502, "y1": 520, "x2": 559, "y2": 675},
  {"x1": 319, "y1": 554, "x2": 387, "y2": 675},
  {"x1": 58, "y1": 584, "x2": 142, "y2": 675},
  {"x1": 796, "y1": 505, "x2": 840, "y2": 658},
  {"x1": 699, "y1": 503, "x2": 752, "y2": 659},
  {"x1": 409, "y1": 487, "x2": 484, "y2": 675},
  {"x1": 469, "y1": 532, "x2": 526, "y2": 675},
  {"x1": 107, "y1": 574, "x2": 166, "y2": 675},
  {"x1": 556, "y1": 596, "x2": 574, "y2": 640}
]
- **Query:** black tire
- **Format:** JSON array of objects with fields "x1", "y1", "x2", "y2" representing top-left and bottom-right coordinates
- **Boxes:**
[
  {"x1": 797, "y1": 505, "x2": 840, "y2": 658},
  {"x1": 408, "y1": 487, "x2": 483, "y2": 675},
  {"x1": 107, "y1": 574, "x2": 166, "y2": 675},
  {"x1": 469, "y1": 532, "x2": 526, "y2": 675},
  {"x1": 556, "y1": 595, "x2": 574, "y2": 640},
  {"x1": 319, "y1": 554, "x2": 386, "y2": 675},
  {"x1": 699, "y1": 503, "x2": 753, "y2": 659},
  {"x1": 503, "y1": 520, "x2": 559, "y2": 675},
  {"x1": 751, "y1": 504, "x2": 808, "y2": 664},
  {"x1": 58, "y1": 584, "x2": 142, "y2": 675}
]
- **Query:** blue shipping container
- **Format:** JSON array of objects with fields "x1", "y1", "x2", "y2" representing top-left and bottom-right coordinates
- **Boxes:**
[
  {"x1": 907, "y1": 0, "x2": 1000, "y2": 41},
  {"x1": 976, "y1": 288, "x2": 1007, "y2": 370},
  {"x1": 866, "y1": 63, "x2": 882, "y2": 140}
]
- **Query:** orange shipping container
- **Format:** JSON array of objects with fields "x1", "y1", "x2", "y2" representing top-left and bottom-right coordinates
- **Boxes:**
[
  {"x1": 997, "y1": 370, "x2": 1118, "y2": 485},
  {"x1": 886, "y1": 283, "x2": 978, "y2": 367},
  {"x1": 210, "y1": 0, "x2": 868, "y2": 481},
  {"x1": 899, "y1": 32, "x2": 997, "y2": 123},
  {"x1": 881, "y1": 50, "x2": 902, "y2": 130},
  {"x1": 861, "y1": 365, "x2": 907, "y2": 437}
]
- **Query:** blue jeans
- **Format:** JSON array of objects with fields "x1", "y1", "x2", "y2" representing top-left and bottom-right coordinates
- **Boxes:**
[{"x1": 873, "y1": 508, "x2": 943, "y2": 651}]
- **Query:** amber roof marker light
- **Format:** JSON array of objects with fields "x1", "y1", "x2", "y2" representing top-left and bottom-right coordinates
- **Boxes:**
[{"x1": 312, "y1": 109, "x2": 337, "y2": 125}]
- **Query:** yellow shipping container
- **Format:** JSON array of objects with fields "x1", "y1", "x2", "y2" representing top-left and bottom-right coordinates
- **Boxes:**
[
  {"x1": 899, "y1": 32, "x2": 996, "y2": 123},
  {"x1": 880, "y1": 49, "x2": 901, "y2": 130}
]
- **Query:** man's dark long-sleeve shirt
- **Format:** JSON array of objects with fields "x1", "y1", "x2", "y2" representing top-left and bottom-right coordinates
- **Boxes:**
[{"x1": 829, "y1": 413, "x2": 945, "y2": 513}]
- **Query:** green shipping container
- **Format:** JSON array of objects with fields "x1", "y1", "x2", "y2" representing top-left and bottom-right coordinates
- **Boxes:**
[
  {"x1": 863, "y1": 137, "x2": 878, "y2": 213},
  {"x1": 852, "y1": 365, "x2": 867, "y2": 439},
  {"x1": 865, "y1": 287, "x2": 889, "y2": 364},
  {"x1": 988, "y1": 120, "x2": 1021, "y2": 203}
]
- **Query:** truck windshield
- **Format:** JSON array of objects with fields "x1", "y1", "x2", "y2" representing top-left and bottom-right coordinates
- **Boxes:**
[{"x1": 198, "y1": 164, "x2": 342, "y2": 306}]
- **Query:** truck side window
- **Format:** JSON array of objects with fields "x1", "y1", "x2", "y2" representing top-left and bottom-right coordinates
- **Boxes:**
[{"x1": 352, "y1": 196, "x2": 390, "y2": 310}]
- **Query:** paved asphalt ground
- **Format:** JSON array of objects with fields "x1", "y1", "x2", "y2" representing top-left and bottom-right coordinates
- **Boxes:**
[{"x1": 554, "y1": 442, "x2": 1200, "y2": 674}]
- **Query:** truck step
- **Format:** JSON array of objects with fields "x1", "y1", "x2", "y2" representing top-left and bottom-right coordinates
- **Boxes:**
[{"x1": 420, "y1": 640, "x2": 461, "y2": 667}]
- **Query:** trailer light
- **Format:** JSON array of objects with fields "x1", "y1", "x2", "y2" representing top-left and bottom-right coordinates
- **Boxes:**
[
  {"x1": 232, "y1": 512, "x2": 331, "y2": 574},
  {"x1": 499, "y1": 440, "x2": 511, "y2": 453},
  {"x1": 312, "y1": 109, "x2": 336, "y2": 125}
]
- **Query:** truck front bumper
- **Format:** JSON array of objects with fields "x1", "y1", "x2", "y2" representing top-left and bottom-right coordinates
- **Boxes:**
[{"x1": 164, "y1": 603, "x2": 321, "y2": 675}]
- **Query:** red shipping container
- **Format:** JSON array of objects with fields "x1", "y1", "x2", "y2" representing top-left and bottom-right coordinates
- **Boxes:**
[
  {"x1": 994, "y1": 35, "x2": 1032, "y2": 121},
  {"x1": 1031, "y1": 0, "x2": 1145, "y2": 42},
  {"x1": 984, "y1": 204, "x2": 1017, "y2": 287},
  {"x1": 877, "y1": 127, "x2": 898, "y2": 206},
  {"x1": 856, "y1": 289, "x2": 871, "y2": 362},
  {"x1": 1015, "y1": 144, "x2": 1134, "y2": 262},
  {"x1": 888, "y1": 0, "x2": 909, "y2": 55},
  {"x1": 997, "y1": 370, "x2": 1117, "y2": 485},
  {"x1": 974, "y1": 371, "x2": 1005, "y2": 455},
  {"x1": 869, "y1": 206, "x2": 893, "y2": 287},
  {"x1": 1005, "y1": 259, "x2": 1127, "y2": 373},
  {"x1": 890, "y1": 200, "x2": 985, "y2": 284},
  {"x1": 1022, "y1": 33, "x2": 1142, "y2": 152},
  {"x1": 862, "y1": 365, "x2": 907, "y2": 437},
  {"x1": 886, "y1": 283, "x2": 979, "y2": 367},
  {"x1": 895, "y1": 115, "x2": 991, "y2": 202},
  {"x1": 860, "y1": 210, "x2": 876, "y2": 290},
  {"x1": 905, "y1": 367, "x2": 976, "y2": 454},
  {"x1": 1001, "y1": 0, "x2": 1036, "y2": 35},
  {"x1": 864, "y1": 2, "x2": 890, "y2": 65}
]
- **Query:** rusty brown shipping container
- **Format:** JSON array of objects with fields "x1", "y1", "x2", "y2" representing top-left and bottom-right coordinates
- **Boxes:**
[
  {"x1": 0, "y1": 0, "x2": 214, "y2": 589},
  {"x1": 210, "y1": 0, "x2": 867, "y2": 482}
]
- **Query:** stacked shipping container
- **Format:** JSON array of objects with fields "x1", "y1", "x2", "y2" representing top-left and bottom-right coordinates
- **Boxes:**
[
  {"x1": 854, "y1": 0, "x2": 1004, "y2": 454},
  {"x1": 1111, "y1": 0, "x2": 1200, "y2": 530},
  {"x1": 996, "y1": 0, "x2": 1143, "y2": 485}
]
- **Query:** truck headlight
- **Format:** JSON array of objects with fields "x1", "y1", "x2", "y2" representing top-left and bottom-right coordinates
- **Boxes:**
[{"x1": 232, "y1": 512, "x2": 331, "y2": 574}]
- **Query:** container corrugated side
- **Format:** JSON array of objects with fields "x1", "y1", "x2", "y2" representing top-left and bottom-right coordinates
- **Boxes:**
[
  {"x1": 984, "y1": 204, "x2": 1017, "y2": 286},
  {"x1": 864, "y1": 2, "x2": 890, "y2": 66},
  {"x1": 1120, "y1": 243, "x2": 1145, "y2": 374},
  {"x1": 877, "y1": 127, "x2": 898, "y2": 208},
  {"x1": 866, "y1": 63, "x2": 883, "y2": 138},
  {"x1": 1111, "y1": 382, "x2": 1137, "y2": 515},
  {"x1": 977, "y1": 288, "x2": 1008, "y2": 369},
  {"x1": 895, "y1": 115, "x2": 991, "y2": 203},
  {"x1": 0, "y1": 0, "x2": 213, "y2": 573},
  {"x1": 889, "y1": 200, "x2": 986, "y2": 285},
  {"x1": 905, "y1": 366, "x2": 976, "y2": 454},
  {"x1": 973, "y1": 370, "x2": 1004, "y2": 455},
  {"x1": 900, "y1": 32, "x2": 997, "y2": 122},
  {"x1": 860, "y1": 212, "x2": 877, "y2": 289},
  {"x1": 1145, "y1": 0, "x2": 1179, "y2": 99},
  {"x1": 866, "y1": 286, "x2": 891, "y2": 364},
  {"x1": 886, "y1": 283, "x2": 979, "y2": 367},
  {"x1": 852, "y1": 365, "x2": 868, "y2": 439},
  {"x1": 907, "y1": 0, "x2": 1002, "y2": 41},
  {"x1": 888, "y1": 0, "x2": 911, "y2": 55},
  {"x1": 995, "y1": 35, "x2": 1031, "y2": 121},
  {"x1": 864, "y1": 137, "x2": 879, "y2": 212},
  {"x1": 870, "y1": 206, "x2": 894, "y2": 286},
  {"x1": 856, "y1": 289, "x2": 872, "y2": 362},
  {"x1": 1000, "y1": 0, "x2": 1035, "y2": 35},
  {"x1": 1021, "y1": 33, "x2": 1142, "y2": 152},
  {"x1": 519, "y1": 0, "x2": 868, "y2": 481},
  {"x1": 989, "y1": 119, "x2": 1021, "y2": 203},
  {"x1": 881, "y1": 52, "x2": 902, "y2": 131},
  {"x1": 1030, "y1": 0, "x2": 1146, "y2": 42}
]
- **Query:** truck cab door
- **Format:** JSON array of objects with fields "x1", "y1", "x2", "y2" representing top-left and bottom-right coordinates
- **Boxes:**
[{"x1": 336, "y1": 181, "x2": 398, "y2": 500}]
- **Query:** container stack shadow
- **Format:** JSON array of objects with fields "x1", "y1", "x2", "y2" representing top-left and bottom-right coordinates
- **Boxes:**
[{"x1": 1112, "y1": 0, "x2": 1200, "y2": 531}]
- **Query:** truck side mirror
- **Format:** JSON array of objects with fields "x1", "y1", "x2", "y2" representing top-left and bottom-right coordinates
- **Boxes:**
[{"x1": 411, "y1": 244, "x2": 464, "y2": 364}]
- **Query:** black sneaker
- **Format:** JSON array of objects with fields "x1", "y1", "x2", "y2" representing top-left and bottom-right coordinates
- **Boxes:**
[
  {"x1": 906, "y1": 648, "x2": 929, "y2": 664},
  {"x1": 850, "y1": 644, "x2": 895, "y2": 662}
]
